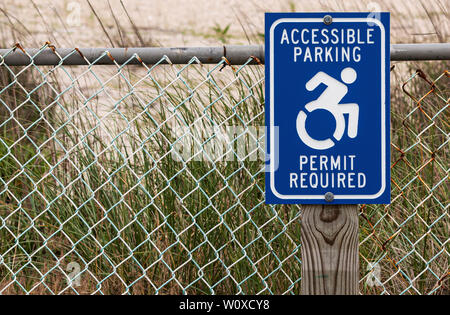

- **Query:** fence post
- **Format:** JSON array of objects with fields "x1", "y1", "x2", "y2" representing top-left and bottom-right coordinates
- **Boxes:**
[{"x1": 300, "y1": 204, "x2": 359, "y2": 295}]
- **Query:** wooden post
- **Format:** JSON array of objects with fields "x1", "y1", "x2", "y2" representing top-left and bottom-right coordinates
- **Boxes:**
[{"x1": 300, "y1": 204, "x2": 359, "y2": 295}]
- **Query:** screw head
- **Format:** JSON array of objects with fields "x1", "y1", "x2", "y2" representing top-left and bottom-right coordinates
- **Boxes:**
[
  {"x1": 323, "y1": 15, "x2": 333, "y2": 25},
  {"x1": 324, "y1": 192, "x2": 334, "y2": 202}
]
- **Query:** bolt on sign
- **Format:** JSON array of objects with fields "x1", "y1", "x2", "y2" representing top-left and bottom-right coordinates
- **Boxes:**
[{"x1": 265, "y1": 12, "x2": 390, "y2": 204}]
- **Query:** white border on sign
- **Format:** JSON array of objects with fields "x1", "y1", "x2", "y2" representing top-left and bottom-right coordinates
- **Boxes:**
[{"x1": 269, "y1": 17, "x2": 386, "y2": 200}]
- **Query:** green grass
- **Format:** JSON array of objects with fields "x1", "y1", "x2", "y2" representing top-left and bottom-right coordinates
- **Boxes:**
[
  {"x1": 211, "y1": 23, "x2": 232, "y2": 44},
  {"x1": 0, "y1": 63, "x2": 302, "y2": 294},
  {"x1": 0, "y1": 60, "x2": 447, "y2": 294}
]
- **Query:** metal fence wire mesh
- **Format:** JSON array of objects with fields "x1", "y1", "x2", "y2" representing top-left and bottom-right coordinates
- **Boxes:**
[{"x1": 0, "y1": 45, "x2": 448, "y2": 295}]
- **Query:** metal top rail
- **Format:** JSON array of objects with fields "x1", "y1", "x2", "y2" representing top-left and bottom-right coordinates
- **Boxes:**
[{"x1": 0, "y1": 43, "x2": 449, "y2": 66}]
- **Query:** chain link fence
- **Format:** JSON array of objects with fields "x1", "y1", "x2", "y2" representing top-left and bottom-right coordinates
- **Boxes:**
[{"x1": 0, "y1": 45, "x2": 448, "y2": 294}]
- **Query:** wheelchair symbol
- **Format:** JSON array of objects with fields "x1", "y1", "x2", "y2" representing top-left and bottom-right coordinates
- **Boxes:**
[{"x1": 296, "y1": 67, "x2": 359, "y2": 150}]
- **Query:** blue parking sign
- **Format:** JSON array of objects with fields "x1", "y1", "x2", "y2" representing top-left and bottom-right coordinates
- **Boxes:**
[{"x1": 265, "y1": 12, "x2": 390, "y2": 204}]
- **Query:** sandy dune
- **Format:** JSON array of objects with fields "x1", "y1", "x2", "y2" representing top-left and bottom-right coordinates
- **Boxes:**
[{"x1": 0, "y1": 0, "x2": 447, "y2": 48}]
